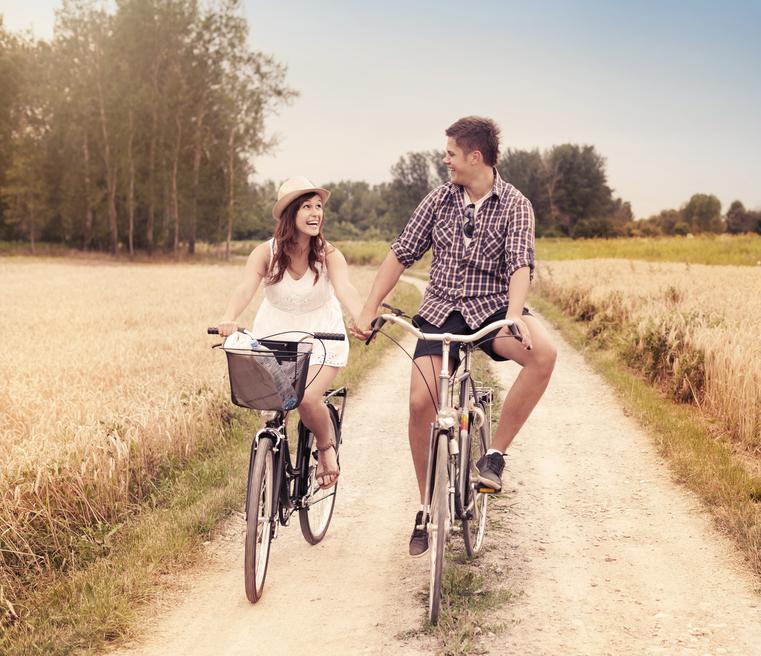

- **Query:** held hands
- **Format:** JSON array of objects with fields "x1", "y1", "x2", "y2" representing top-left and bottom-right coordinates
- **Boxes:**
[
  {"x1": 504, "y1": 314, "x2": 533, "y2": 350},
  {"x1": 349, "y1": 308, "x2": 376, "y2": 340}
]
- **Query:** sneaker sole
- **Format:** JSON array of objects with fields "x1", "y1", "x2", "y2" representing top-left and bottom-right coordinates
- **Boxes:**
[
  {"x1": 409, "y1": 546, "x2": 429, "y2": 558},
  {"x1": 476, "y1": 473, "x2": 502, "y2": 492}
]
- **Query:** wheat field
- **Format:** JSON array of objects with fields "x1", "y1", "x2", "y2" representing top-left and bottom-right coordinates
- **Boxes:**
[
  {"x1": 536, "y1": 259, "x2": 761, "y2": 453},
  {"x1": 0, "y1": 256, "x2": 380, "y2": 602}
]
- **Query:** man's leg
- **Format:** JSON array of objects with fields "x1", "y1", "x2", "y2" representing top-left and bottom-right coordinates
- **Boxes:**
[
  {"x1": 408, "y1": 354, "x2": 443, "y2": 500},
  {"x1": 489, "y1": 314, "x2": 557, "y2": 452},
  {"x1": 407, "y1": 353, "x2": 450, "y2": 557}
]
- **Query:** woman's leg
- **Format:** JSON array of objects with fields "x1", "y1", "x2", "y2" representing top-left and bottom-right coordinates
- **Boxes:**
[{"x1": 297, "y1": 364, "x2": 341, "y2": 488}]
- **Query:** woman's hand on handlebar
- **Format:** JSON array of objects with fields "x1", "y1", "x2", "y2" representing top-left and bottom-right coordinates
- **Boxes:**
[{"x1": 217, "y1": 320, "x2": 239, "y2": 338}]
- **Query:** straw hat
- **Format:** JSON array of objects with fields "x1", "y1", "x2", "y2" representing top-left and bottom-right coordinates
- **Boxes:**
[{"x1": 272, "y1": 176, "x2": 330, "y2": 220}]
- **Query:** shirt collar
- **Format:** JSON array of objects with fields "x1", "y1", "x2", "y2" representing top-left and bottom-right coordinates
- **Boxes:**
[{"x1": 447, "y1": 168, "x2": 509, "y2": 204}]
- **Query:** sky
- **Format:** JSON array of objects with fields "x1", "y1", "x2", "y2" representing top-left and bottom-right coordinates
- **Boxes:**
[{"x1": 2, "y1": 0, "x2": 760, "y2": 218}]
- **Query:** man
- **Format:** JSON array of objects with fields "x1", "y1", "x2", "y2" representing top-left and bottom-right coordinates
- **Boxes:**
[{"x1": 352, "y1": 116, "x2": 557, "y2": 556}]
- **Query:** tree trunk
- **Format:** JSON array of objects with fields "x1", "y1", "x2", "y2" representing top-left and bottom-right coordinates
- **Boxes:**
[
  {"x1": 147, "y1": 108, "x2": 157, "y2": 255},
  {"x1": 82, "y1": 133, "x2": 94, "y2": 250},
  {"x1": 225, "y1": 126, "x2": 235, "y2": 260},
  {"x1": 95, "y1": 52, "x2": 118, "y2": 255},
  {"x1": 188, "y1": 109, "x2": 206, "y2": 257},
  {"x1": 171, "y1": 115, "x2": 182, "y2": 259},
  {"x1": 29, "y1": 200, "x2": 36, "y2": 255},
  {"x1": 127, "y1": 108, "x2": 135, "y2": 260}
]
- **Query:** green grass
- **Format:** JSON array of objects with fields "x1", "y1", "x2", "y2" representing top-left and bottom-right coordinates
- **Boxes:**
[
  {"x1": 532, "y1": 292, "x2": 761, "y2": 578},
  {"x1": 424, "y1": 353, "x2": 514, "y2": 655},
  {"x1": 0, "y1": 282, "x2": 422, "y2": 656},
  {"x1": 537, "y1": 234, "x2": 761, "y2": 266}
]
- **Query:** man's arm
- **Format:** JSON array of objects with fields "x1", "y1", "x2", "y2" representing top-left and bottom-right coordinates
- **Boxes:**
[
  {"x1": 504, "y1": 266, "x2": 532, "y2": 350},
  {"x1": 352, "y1": 250, "x2": 406, "y2": 337},
  {"x1": 502, "y1": 195, "x2": 536, "y2": 349}
]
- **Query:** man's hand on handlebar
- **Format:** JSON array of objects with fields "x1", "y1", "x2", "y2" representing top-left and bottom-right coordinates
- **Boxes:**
[{"x1": 503, "y1": 313, "x2": 532, "y2": 350}]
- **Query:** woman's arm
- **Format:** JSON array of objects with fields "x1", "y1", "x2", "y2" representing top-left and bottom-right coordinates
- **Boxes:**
[
  {"x1": 325, "y1": 246, "x2": 364, "y2": 323},
  {"x1": 218, "y1": 242, "x2": 270, "y2": 336}
]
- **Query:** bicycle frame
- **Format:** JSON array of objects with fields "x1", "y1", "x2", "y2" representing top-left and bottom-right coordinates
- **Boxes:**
[
  {"x1": 376, "y1": 314, "x2": 515, "y2": 521},
  {"x1": 245, "y1": 388, "x2": 348, "y2": 531}
]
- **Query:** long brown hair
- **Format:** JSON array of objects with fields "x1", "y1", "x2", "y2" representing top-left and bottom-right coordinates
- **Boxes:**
[{"x1": 266, "y1": 192, "x2": 328, "y2": 285}]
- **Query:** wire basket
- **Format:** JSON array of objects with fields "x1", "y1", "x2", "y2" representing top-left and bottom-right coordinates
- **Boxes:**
[{"x1": 223, "y1": 339, "x2": 313, "y2": 411}]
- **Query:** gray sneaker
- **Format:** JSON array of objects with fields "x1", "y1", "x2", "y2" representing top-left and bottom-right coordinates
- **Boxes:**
[
  {"x1": 476, "y1": 452, "x2": 505, "y2": 492},
  {"x1": 409, "y1": 510, "x2": 429, "y2": 557}
]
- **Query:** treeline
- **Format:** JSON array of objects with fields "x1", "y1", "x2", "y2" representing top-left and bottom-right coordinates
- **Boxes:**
[
  {"x1": 637, "y1": 197, "x2": 761, "y2": 237},
  {"x1": 0, "y1": 0, "x2": 293, "y2": 256},
  {"x1": 319, "y1": 146, "x2": 760, "y2": 241},
  {"x1": 2, "y1": 3, "x2": 759, "y2": 254}
]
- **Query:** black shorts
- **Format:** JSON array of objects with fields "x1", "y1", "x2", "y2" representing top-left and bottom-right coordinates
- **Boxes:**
[{"x1": 411, "y1": 307, "x2": 531, "y2": 366}]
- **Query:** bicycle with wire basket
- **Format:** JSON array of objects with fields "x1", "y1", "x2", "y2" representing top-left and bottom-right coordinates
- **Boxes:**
[
  {"x1": 208, "y1": 327, "x2": 347, "y2": 603},
  {"x1": 366, "y1": 304, "x2": 521, "y2": 624}
]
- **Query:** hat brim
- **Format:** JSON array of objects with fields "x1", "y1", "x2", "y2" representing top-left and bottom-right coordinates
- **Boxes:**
[{"x1": 272, "y1": 187, "x2": 331, "y2": 221}]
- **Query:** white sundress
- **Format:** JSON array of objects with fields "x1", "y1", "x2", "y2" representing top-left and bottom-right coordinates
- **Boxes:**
[{"x1": 251, "y1": 239, "x2": 349, "y2": 368}]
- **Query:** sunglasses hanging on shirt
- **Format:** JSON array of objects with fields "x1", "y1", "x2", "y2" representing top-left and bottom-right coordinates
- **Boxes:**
[{"x1": 463, "y1": 203, "x2": 475, "y2": 239}]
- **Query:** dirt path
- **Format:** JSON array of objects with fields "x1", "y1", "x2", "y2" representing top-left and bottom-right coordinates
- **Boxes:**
[
  {"x1": 110, "y1": 318, "x2": 433, "y2": 656},
  {"x1": 109, "y1": 277, "x2": 761, "y2": 656},
  {"x1": 483, "y1": 315, "x2": 761, "y2": 655}
]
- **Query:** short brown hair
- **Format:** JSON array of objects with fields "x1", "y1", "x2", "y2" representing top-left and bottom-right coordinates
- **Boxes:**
[{"x1": 445, "y1": 116, "x2": 501, "y2": 166}]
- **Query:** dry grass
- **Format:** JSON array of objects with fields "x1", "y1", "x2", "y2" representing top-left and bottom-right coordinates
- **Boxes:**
[
  {"x1": 536, "y1": 259, "x2": 761, "y2": 454},
  {"x1": 0, "y1": 257, "x2": 382, "y2": 612}
]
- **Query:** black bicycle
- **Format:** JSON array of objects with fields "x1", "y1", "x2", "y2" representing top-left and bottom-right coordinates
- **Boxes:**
[{"x1": 208, "y1": 328, "x2": 347, "y2": 603}]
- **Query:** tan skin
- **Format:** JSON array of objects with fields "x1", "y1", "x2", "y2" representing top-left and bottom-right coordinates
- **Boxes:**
[
  {"x1": 350, "y1": 138, "x2": 557, "y2": 499},
  {"x1": 220, "y1": 194, "x2": 364, "y2": 488}
]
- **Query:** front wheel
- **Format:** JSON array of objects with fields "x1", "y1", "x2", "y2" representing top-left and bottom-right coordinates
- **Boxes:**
[
  {"x1": 244, "y1": 436, "x2": 275, "y2": 603},
  {"x1": 429, "y1": 430, "x2": 450, "y2": 625},
  {"x1": 298, "y1": 406, "x2": 340, "y2": 544},
  {"x1": 462, "y1": 402, "x2": 490, "y2": 557}
]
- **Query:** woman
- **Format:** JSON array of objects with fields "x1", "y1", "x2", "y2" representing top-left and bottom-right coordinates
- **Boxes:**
[{"x1": 218, "y1": 177, "x2": 363, "y2": 489}]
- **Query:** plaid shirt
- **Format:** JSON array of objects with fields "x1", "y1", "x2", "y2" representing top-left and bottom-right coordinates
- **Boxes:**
[{"x1": 391, "y1": 170, "x2": 535, "y2": 329}]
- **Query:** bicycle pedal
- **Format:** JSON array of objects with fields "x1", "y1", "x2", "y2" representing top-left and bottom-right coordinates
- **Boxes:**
[{"x1": 478, "y1": 485, "x2": 498, "y2": 494}]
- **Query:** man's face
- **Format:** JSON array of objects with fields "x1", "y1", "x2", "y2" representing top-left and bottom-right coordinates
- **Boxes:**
[{"x1": 443, "y1": 137, "x2": 472, "y2": 185}]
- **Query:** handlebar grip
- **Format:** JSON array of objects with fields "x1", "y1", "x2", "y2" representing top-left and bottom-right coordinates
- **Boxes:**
[
  {"x1": 313, "y1": 332, "x2": 346, "y2": 341},
  {"x1": 207, "y1": 327, "x2": 219, "y2": 335},
  {"x1": 365, "y1": 316, "x2": 386, "y2": 345}
]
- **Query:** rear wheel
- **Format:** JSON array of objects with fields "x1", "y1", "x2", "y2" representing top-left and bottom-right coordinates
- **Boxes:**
[
  {"x1": 429, "y1": 430, "x2": 450, "y2": 625},
  {"x1": 462, "y1": 401, "x2": 490, "y2": 557},
  {"x1": 244, "y1": 436, "x2": 274, "y2": 603},
  {"x1": 299, "y1": 406, "x2": 340, "y2": 544}
]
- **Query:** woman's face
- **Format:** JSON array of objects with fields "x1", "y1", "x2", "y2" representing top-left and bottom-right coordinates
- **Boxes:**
[{"x1": 294, "y1": 193, "x2": 324, "y2": 238}]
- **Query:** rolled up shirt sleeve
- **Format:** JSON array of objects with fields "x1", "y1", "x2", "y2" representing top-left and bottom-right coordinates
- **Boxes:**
[
  {"x1": 505, "y1": 196, "x2": 536, "y2": 280},
  {"x1": 390, "y1": 187, "x2": 440, "y2": 268}
]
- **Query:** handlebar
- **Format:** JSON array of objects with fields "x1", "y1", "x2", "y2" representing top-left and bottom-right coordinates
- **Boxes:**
[
  {"x1": 365, "y1": 304, "x2": 523, "y2": 345},
  {"x1": 207, "y1": 327, "x2": 345, "y2": 341}
]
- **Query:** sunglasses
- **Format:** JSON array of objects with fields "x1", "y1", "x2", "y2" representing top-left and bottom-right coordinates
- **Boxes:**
[{"x1": 463, "y1": 203, "x2": 475, "y2": 239}]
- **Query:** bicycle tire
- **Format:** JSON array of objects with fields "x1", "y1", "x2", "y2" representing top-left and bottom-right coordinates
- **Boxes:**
[
  {"x1": 244, "y1": 436, "x2": 275, "y2": 603},
  {"x1": 429, "y1": 430, "x2": 449, "y2": 625},
  {"x1": 298, "y1": 406, "x2": 340, "y2": 544},
  {"x1": 462, "y1": 401, "x2": 490, "y2": 557}
]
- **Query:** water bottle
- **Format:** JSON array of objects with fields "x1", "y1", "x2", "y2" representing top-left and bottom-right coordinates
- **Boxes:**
[{"x1": 249, "y1": 338, "x2": 298, "y2": 410}]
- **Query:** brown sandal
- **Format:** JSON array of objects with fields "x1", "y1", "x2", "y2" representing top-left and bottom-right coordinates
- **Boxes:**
[{"x1": 315, "y1": 427, "x2": 340, "y2": 490}]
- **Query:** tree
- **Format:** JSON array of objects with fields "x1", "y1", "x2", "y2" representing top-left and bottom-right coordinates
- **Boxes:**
[
  {"x1": 726, "y1": 200, "x2": 761, "y2": 234},
  {"x1": 544, "y1": 144, "x2": 613, "y2": 235},
  {"x1": 385, "y1": 151, "x2": 440, "y2": 233},
  {"x1": 682, "y1": 193, "x2": 722, "y2": 233},
  {"x1": 497, "y1": 149, "x2": 552, "y2": 234}
]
